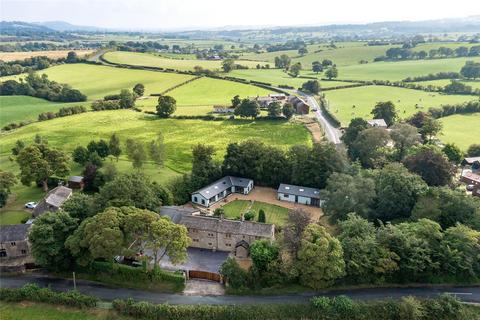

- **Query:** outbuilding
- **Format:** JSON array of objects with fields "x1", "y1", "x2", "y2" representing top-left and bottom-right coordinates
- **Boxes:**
[
  {"x1": 277, "y1": 183, "x2": 321, "y2": 207},
  {"x1": 191, "y1": 176, "x2": 253, "y2": 208}
]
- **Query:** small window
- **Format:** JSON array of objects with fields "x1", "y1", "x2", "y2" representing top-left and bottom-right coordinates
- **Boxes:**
[
  {"x1": 21, "y1": 249, "x2": 27, "y2": 254},
  {"x1": 0, "y1": 249, "x2": 6, "y2": 257},
  {"x1": 201, "y1": 199, "x2": 205, "y2": 205},
  {"x1": 194, "y1": 197, "x2": 198, "y2": 202},
  {"x1": 225, "y1": 233, "x2": 231, "y2": 239},
  {"x1": 193, "y1": 239, "x2": 199, "y2": 242},
  {"x1": 284, "y1": 194, "x2": 289, "y2": 198},
  {"x1": 208, "y1": 242, "x2": 212, "y2": 246},
  {"x1": 10, "y1": 242, "x2": 16, "y2": 246},
  {"x1": 226, "y1": 243, "x2": 231, "y2": 247}
]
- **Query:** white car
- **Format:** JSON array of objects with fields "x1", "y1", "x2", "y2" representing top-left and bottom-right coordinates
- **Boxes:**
[{"x1": 25, "y1": 202, "x2": 37, "y2": 209}]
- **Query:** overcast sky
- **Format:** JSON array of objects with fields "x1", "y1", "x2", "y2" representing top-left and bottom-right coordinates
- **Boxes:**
[{"x1": 2, "y1": 0, "x2": 479, "y2": 30}]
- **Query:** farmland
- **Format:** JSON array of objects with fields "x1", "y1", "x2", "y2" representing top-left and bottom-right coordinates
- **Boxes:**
[
  {"x1": 0, "y1": 49, "x2": 94, "y2": 61},
  {"x1": 102, "y1": 51, "x2": 268, "y2": 71},
  {"x1": 413, "y1": 79, "x2": 480, "y2": 90},
  {"x1": 439, "y1": 113, "x2": 480, "y2": 150},
  {"x1": 324, "y1": 85, "x2": 476, "y2": 126}
]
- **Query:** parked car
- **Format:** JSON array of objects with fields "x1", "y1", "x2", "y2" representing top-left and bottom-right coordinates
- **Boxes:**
[
  {"x1": 25, "y1": 202, "x2": 37, "y2": 209},
  {"x1": 466, "y1": 184, "x2": 475, "y2": 191}
]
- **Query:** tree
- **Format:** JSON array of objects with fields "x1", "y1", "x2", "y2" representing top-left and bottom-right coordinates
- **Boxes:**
[
  {"x1": 390, "y1": 123, "x2": 419, "y2": 160},
  {"x1": 82, "y1": 163, "x2": 104, "y2": 192},
  {"x1": 282, "y1": 103, "x2": 295, "y2": 119},
  {"x1": 296, "y1": 224, "x2": 345, "y2": 289},
  {"x1": 341, "y1": 118, "x2": 368, "y2": 153},
  {"x1": 72, "y1": 146, "x2": 89, "y2": 165},
  {"x1": 102, "y1": 162, "x2": 118, "y2": 183},
  {"x1": 108, "y1": 133, "x2": 122, "y2": 161},
  {"x1": 220, "y1": 258, "x2": 249, "y2": 289},
  {"x1": 407, "y1": 111, "x2": 430, "y2": 128},
  {"x1": 298, "y1": 47, "x2": 308, "y2": 55},
  {"x1": 250, "y1": 239, "x2": 280, "y2": 286},
  {"x1": 404, "y1": 146, "x2": 453, "y2": 186},
  {"x1": 371, "y1": 101, "x2": 397, "y2": 126},
  {"x1": 86, "y1": 151, "x2": 103, "y2": 167},
  {"x1": 322, "y1": 172, "x2": 376, "y2": 221},
  {"x1": 11, "y1": 140, "x2": 25, "y2": 156},
  {"x1": 65, "y1": 51, "x2": 78, "y2": 63},
  {"x1": 325, "y1": 66, "x2": 338, "y2": 80},
  {"x1": 148, "y1": 132, "x2": 166, "y2": 166},
  {"x1": 282, "y1": 208, "x2": 311, "y2": 258},
  {"x1": 301, "y1": 80, "x2": 321, "y2": 94},
  {"x1": 441, "y1": 224, "x2": 480, "y2": 278},
  {"x1": 312, "y1": 61, "x2": 323, "y2": 73},
  {"x1": 221, "y1": 59, "x2": 236, "y2": 72},
  {"x1": 460, "y1": 61, "x2": 480, "y2": 79},
  {"x1": 231, "y1": 95, "x2": 241, "y2": 108},
  {"x1": 125, "y1": 139, "x2": 147, "y2": 169},
  {"x1": 133, "y1": 83, "x2": 145, "y2": 96},
  {"x1": 350, "y1": 128, "x2": 390, "y2": 168},
  {"x1": 191, "y1": 144, "x2": 221, "y2": 190},
  {"x1": 274, "y1": 54, "x2": 291, "y2": 69},
  {"x1": 442, "y1": 143, "x2": 464, "y2": 164},
  {"x1": 373, "y1": 163, "x2": 428, "y2": 221},
  {"x1": 419, "y1": 117, "x2": 442, "y2": 143},
  {"x1": 289, "y1": 62, "x2": 302, "y2": 77},
  {"x1": 467, "y1": 144, "x2": 480, "y2": 157},
  {"x1": 61, "y1": 193, "x2": 95, "y2": 222},
  {"x1": 258, "y1": 209, "x2": 266, "y2": 223},
  {"x1": 234, "y1": 99, "x2": 260, "y2": 119},
  {"x1": 17, "y1": 144, "x2": 70, "y2": 191},
  {"x1": 321, "y1": 59, "x2": 333, "y2": 67},
  {"x1": 0, "y1": 171, "x2": 16, "y2": 208},
  {"x1": 156, "y1": 95, "x2": 177, "y2": 118},
  {"x1": 119, "y1": 89, "x2": 136, "y2": 109},
  {"x1": 29, "y1": 211, "x2": 78, "y2": 271},
  {"x1": 95, "y1": 140, "x2": 110, "y2": 158},
  {"x1": 267, "y1": 102, "x2": 282, "y2": 117}
]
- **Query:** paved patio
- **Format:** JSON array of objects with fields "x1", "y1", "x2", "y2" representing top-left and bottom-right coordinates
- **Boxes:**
[{"x1": 207, "y1": 186, "x2": 323, "y2": 221}]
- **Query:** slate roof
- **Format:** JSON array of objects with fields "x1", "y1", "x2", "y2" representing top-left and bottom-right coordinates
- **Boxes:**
[
  {"x1": 462, "y1": 172, "x2": 480, "y2": 184},
  {"x1": 33, "y1": 186, "x2": 73, "y2": 217},
  {"x1": 160, "y1": 206, "x2": 200, "y2": 223},
  {"x1": 367, "y1": 119, "x2": 388, "y2": 127},
  {"x1": 278, "y1": 183, "x2": 321, "y2": 199},
  {"x1": 68, "y1": 176, "x2": 84, "y2": 183},
  {"x1": 192, "y1": 176, "x2": 253, "y2": 199},
  {"x1": 179, "y1": 215, "x2": 274, "y2": 238},
  {"x1": 0, "y1": 224, "x2": 31, "y2": 242},
  {"x1": 463, "y1": 157, "x2": 480, "y2": 165}
]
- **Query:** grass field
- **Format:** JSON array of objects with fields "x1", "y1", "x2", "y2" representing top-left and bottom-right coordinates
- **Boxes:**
[
  {"x1": 439, "y1": 113, "x2": 480, "y2": 150},
  {"x1": 221, "y1": 199, "x2": 289, "y2": 226},
  {"x1": 337, "y1": 57, "x2": 480, "y2": 81},
  {"x1": 0, "y1": 64, "x2": 195, "y2": 100},
  {"x1": 0, "y1": 96, "x2": 85, "y2": 126},
  {"x1": 103, "y1": 51, "x2": 268, "y2": 71},
  {"x1": 0, "y1": 50, "x2": 94, "y2": 62},
  {"x1": 0, "y1": 210, "x2": 31, "y2": 225},
  {"x1": 413, "y1": 79, "x2": 480, "y2": 90},
  {"x1": 324, "y1": 85, "x2": 476, "y2": 126}
]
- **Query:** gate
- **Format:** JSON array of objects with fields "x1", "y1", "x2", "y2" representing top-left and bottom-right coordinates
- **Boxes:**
[{"x1": 188, "y1": 270, "x2": 222, "y2": 283}]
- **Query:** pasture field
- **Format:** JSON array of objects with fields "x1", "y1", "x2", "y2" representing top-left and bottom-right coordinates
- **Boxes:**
[
  {"x1": 0, "y1": 49, "x2": 94, "y2": 62},
  {"x1": 228, "y1": 68, "x2": 355, "y2": 88},
  {"x1": 324, "y1": 85, "x2": 476, "y2": 126},
  {"x1": 439, "y1": 113, "x2": 480, "y2": 150},
  {"x1": 337, "y1": 57, "x2": 480, "y2": 81},
  {"x1": 0, "y1": 64, "x2": 195, "y2": 100},
  {"x1": 166, "y1": 77, "x2": 273, "y2": 106},
  {"x1": 0, "y1": 303, "x2": 120, "y2": 320},
  {"x1": 221, "y1": 199, "x2": 289, "y2": 226},
  {"x1": 413, "y1": 79, "x2": 480, "y2": 90},
  {"x1": 0, "y1": 96, "x2": 85, "y2": 126},
  {"x1": 102, "y1": 51, "x2": 268, "y2": 71}
]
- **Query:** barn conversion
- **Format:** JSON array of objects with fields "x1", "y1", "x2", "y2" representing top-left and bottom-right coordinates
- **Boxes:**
[
  {"x1": 191, "y1": 176, "x2": 253, "y2": 207},
  {"x1": 277, "y1": 183, "x2": 321, "y2": 207}
]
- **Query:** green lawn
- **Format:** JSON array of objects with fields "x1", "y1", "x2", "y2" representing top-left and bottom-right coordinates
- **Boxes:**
[
  {"x1": 0, "y1": 96, "x2": 85, "y2": 127},
  {"x1": 338, "y1": 57, "x2": 480, "y2": 81},
  {"x1": 0, "y1": 210, "x2": 31, "y2": 225},
  {"x1": 439, "y1": 113, "x2": 480, "y2": 150},
  {"x1": 1, "y1": 64, "x2": 195, "y2": 100},
  {"x1": 167, "y1": 77, "x2": 273, "y2": 106},
  {"x1": 103, "y1": 51, "x2": 268, "y2": 71},
  {"x1": 221, "y1": 200, "x2": 289, "y2": 226},
  {"x1": 324, "y1": 85, "x2": 476, "y2": 126}
]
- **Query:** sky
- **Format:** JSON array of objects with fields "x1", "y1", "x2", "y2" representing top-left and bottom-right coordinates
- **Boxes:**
[{"x1": 2, "y1": 0, "x2": 479, "y2": 31}]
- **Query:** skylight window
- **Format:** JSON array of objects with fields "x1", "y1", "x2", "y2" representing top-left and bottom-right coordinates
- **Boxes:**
[{"x1": 299, "y1": 188, "x2": 304, "y2": 192}]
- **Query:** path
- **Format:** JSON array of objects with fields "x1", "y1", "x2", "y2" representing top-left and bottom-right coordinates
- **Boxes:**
[{"x1": 1, "y1": 274, "x2": 479, "y2": 304}]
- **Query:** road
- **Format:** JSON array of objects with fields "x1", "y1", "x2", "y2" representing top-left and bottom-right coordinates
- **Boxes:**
[
  {"x1": 301, "y1": 93, "x2": 342, "y2": 144},
  {"x1": 1, "y1": 274, "x2": 479, "y2": 305}
]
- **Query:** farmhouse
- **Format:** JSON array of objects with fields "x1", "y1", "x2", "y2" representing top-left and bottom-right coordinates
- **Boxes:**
[
  {"x1": 160, "y1": 206, "x2": 275, "y2": 255},
  {"x1": 367, "y1": 119, "x2": 388, "y2": 128},
  {"x1": 251, "y1": 94, "x2": 310, "y2": 114},
  {"x1": 33, "y1": 186, "x2": 73, "y2": 217},
  {"x1": 191, "y1": 176, "x2": 254, "y2": 208},
  {"x1": 277, "y1": 183, "x2": 321, "y2": 207},
  {"x1": 460, "y1": 171, "x2": 480, "y2": 186},
  {"x1": 0, "y1": 224, "x2": 33, "y2": 272}
]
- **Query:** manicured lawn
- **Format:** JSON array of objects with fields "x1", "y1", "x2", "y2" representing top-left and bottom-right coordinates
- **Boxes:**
[
  {"x1": 0, "y1": 210, "x2": 31, "y2": 225},
  {"x1": 0, "y1": 96, "x2": 85, "y2": 127},
  {"x1": 439, "y1": 113, "x2": 480, "y2": 150},
  {"x1": 222, "y1": 200, "x2": 289, "y2": 226},
  {"x1": 167, "y1": 77, "x2": 273, "y2": 106},
  {"x1": 103, "y1": 51, "x2": 268, "y2": 71},
  {"x1": 1, "y1": 64, "x2": 195, "y2": 100},
  {"x1": 338, "y1": 57, "x2": 480, "y2": 81},
  {"x1": 324, "y1": 85, "x2": 476, "y2": 126}
]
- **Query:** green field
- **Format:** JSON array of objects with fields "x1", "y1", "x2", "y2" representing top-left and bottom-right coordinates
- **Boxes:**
[
  {"x1": 103, "y1": 51, "x2": 268, "y2": 71},
  {"x1": 413, "y1": 79, "x2": 480, "y2": 90},
  {"x1": 221, "y1": 199, "x2": 289, "y2": 226},
  {"x1": 337, "y1": 57, "x2": 480, "y2": 81},
  {"x1": 0, "y1": 64, "x2": 195, "y2": 100},
  {"x1": 439, "y1": 113, "x2": 480, "y2": 150},
  {"x1": 324, "y1": 85, "x2": 476, "y2": 126},
  {"x1": 0, "y1": 96, "x2": 86, "y2": 126}
]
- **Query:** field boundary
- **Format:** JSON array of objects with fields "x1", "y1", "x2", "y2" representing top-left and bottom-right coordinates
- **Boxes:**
[{"x1": 155, "y1": 76, "x2": 202, "y2": 95}]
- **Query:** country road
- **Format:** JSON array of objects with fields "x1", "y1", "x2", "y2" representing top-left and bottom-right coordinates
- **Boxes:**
[{"x1": 1, "y1": 274, "x2": 480, "y2": 305}]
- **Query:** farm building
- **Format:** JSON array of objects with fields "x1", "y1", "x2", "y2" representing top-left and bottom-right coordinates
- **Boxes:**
[
  {"x1": 33, "y1": 186, "x2": 73, "y2": 217},
  {"x1": 277, "y1": 183, "x2": 321, "y2": 207},
  {"x1": 252, "y1": 94, "x2": 310, "y2": 114},
  {"x1": 0, "y1": 224, "x2": 33, "y2": 272},
  {"x1": 67, "y1": 176, "x2": 84, "y2": 189},
  {"x1": 191, "y1": 176, "x2": 254, "y2": 208},
  {"x1": 213, "y1": 105, "x2": 235, "y2": 113},
  {"x1": 288, "y1": 96, "x2": 310, "y2": 114},
  {"x1": 460, "y1": 171, "x2": 480, "y2": 186},
  {"x1": 367, "y1": 119, "x2": 388, "y2": 128},
  {"x1": 462, "y1": 157, "x2": 480, "y2": 171},
  {"x1": 159, "y1": 206, "x2": 275, "y2": 255}
]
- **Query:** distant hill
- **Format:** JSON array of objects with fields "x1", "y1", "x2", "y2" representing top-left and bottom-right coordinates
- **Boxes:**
[
  {"x1": 0, "y1": 21, "x2": 55, "y2": 34},
  {"x1": 34, "y1": 21, "x2": 105, "y2": 32}
]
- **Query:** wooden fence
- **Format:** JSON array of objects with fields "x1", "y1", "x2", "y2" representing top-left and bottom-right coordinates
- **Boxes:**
[{"x1": 188, "y1": 270, "x2": 223, "y2": 283}]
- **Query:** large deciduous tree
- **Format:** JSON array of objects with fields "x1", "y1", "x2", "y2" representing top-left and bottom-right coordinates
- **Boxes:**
[
  {"x1": 403, "y1": 146, "x2": 453, "y2": 186},
  {"x1": 234, "y1": 99, "x2": 260, "y2": 119},
  {"x1": 371, "y1": 101, "x2": 397, "y2": 126},
  {"x1": 108, "y1": 133, "x2": 122, "y2": 161},
  {"x1": 156, "y1": 95, "x2": 177, "y2": 118},
  {"x1": 0, "y1": 171, "x2": 16, "y2": 208},
  {"x1": 389, "y1": 123, "x2": 419, "y2": 160},
  {"x1": 350, "y1": 127, "x2": 390, "y2": 168}
]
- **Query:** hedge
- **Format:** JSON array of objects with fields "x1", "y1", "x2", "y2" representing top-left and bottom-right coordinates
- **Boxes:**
[
  {"x1": 318, "y1": 96, "x2": 341, "y2": 128},
  {"x1": 0, "y1": 283, "x2": 98, "y2": 308}
]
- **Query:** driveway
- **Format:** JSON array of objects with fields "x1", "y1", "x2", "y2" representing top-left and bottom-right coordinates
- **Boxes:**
[
  {"x1": 208, "y1": 186, "x2": 322, "y2": 221},
  {"x1": 159, "y1": 248, "x2": 229, "y2": 273}
]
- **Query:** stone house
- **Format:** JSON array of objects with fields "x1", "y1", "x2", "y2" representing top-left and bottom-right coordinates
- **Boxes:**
[
  {"x1": 33, "y1": 186, "x2": 73, "y2": 217},
  {"x1": 191, "y1": 176, "x2": 254, "y2": 208},
  {"x1": 0, "y1": 224, "x2": 33, "y2": 272}
]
